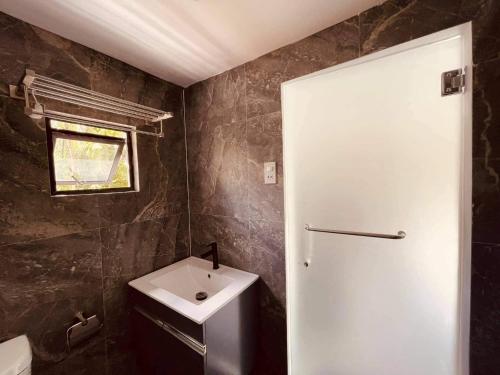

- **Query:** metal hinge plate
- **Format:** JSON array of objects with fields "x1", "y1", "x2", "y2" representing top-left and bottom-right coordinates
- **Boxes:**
[{"x1": 441, "y1": 68, "x2": 465, "y2": 96}]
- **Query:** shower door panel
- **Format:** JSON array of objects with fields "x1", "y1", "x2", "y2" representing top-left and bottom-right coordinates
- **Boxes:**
[{"x1": 282, "y1": 25, "x2": 471, "y2": 375}]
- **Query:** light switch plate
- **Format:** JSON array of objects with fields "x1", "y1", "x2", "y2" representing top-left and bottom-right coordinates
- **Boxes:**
[{"x1": 264, "y1": 162, "x2": 276, "y2": 184}]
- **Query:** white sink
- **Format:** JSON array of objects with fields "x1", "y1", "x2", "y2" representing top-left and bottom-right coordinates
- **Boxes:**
[
  {"x1": 129, "y1": 256, "x2": 259, "y2": 324},
  {"x1": 149, "y1": 262, "x2": 234, "y2": 305}
]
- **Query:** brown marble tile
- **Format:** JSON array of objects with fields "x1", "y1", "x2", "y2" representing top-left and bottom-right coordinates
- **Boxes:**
[
  {"x1": 103, "y1": 276, "x2": 132, "y2": 339},
  {"x1": 174, "y1": 212, "x2": 191, "y2": 261},
  {"x1": 249, "y1": 220, "x2": 286, "y2": 313},
  {"x1": 0, "y1": 230, "x2": 102, "y2": 307},
  {"x1": 164, "y1": 211, "x2": 190, "y2": 259},
  {"x1": 101, "y1": 259, "x2": 178, "y2": 340},
  {"x1": 190, "y1": 214, "x2": 250, "y2": 270},
  {"x1": 360, "y1": 0, "x2": 464, "y2": 56},
  {"x1": 0, "y1": 97, "x2": 101, "y2": 245},
  {"x1": 100, "y1": 217, "x2": 183, "y2": 279},
  {"x1": 471, "y1": 2, "x2": 500, "y2": 64},
  {"x1": 7, "y1": 294, "x2": 104, "y2": 344},
  {"x1": 0, "y1": 238, "x2": 103, "y2": 371},
  {"x1": 187, "y1": 65, "x2": 246, "y2": 127},
  {"x1": 472, "y1": 158, "x2": 500, "y2": 243},
  {"x1": 247, "y1": 112, "x2": 284, "y2": 222},
  {"x1": 6, "y1": 296, "x2": 104, "y2": 372},
  {"x1": 284, "y1": 16, "x2": 360, "y2": 79},
  {"x1": 158, "y1": 119, "x2": 190, "y2": 216},
  {"x1": 89, "y1": 54, "x2": 147, "y2": 103},
  {"x1": 34, "y1": 337, "x2": 107, "y2": 375},
  {"x1": 87, "y1": 53, "x2": 176, "y2": 112},
  {"x1": 419, "y1": 0, "x2": 485, "y2": 18},
  {"x1": 105, "y1": 333, "x2": 137, "y2": 375},
  {"x1": 244, "y1": 49, "x2": 287, "y2": 119},
  {"x1": 97, "y1": 118, "x2": 188, "y2": 226},
  {"x1": 471, "y1": 242, "x2": 500, "y2": 375},
  {"x1": 0, "y1": 82, "x2": 8, "y2": 96},
  {"x1": 419, "y1": 0, "x2": 500, "y2": 64},
  {"x1": 474, "y1": 58, "x2": 500, "y2": 159},
  {"x1": 0, "y1": 297, "x2": 7, "y2": 342},
  {"x1": 0, "y1": 12, "x2": 92, "y2": 87},
  {"x1": 42, "y1": 121, "x2": 188, "y2": 237},
  {"x1": 187, "y1": 119, "x2": 248, "y2": 218},
  {"x1": 245, "y1": 17, "x2": 359, "y2": 119},
  {"x1": 185, "y1": 68, "x2": 247, "y2": 220}
]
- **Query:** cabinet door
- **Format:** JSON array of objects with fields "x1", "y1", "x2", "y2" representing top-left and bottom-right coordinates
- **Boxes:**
[{"x1": 132, "y1": 309, "x2": 205, "y2": 375}]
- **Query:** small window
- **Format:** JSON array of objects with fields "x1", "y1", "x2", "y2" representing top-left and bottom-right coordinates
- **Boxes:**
[{"x1": 46, "y1": 119, "x2": 136, "y2": 195}]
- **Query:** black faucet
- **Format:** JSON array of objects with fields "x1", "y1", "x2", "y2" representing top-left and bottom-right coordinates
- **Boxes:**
[{"x1": 200, "y1": 242, "x2": 219, "y2": 270}]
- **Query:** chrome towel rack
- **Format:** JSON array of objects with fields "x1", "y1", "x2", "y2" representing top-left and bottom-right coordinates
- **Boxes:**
[
  {"x1": 305, "y1": 224, "x2": 406, "y2": 240},
  {"x1": 9, "y1": 69, "x2": 173, "y2": 137}
]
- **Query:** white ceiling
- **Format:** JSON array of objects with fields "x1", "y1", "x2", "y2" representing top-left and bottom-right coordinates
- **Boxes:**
[{"x1": 0, "y1": 0, "x2": 382, "y2": 87}]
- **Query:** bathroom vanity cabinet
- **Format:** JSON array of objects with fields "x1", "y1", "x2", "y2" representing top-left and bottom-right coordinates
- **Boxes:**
[{"x1": 129, "y1": 282, "x2": 258, "y2": 375}]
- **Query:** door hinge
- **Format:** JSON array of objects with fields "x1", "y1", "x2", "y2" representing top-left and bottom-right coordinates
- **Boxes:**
[{"x1": 441, "y1": 68, "x2": 465, "y2": 96}]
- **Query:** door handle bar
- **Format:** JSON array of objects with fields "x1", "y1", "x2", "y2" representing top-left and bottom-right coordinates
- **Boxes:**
[{"x1": 305, "y1": 224, "x2": 406, "y2": 240}]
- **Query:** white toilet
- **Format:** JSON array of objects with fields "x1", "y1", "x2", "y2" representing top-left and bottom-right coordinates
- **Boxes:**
[{"x1": 0, "y1": 335, "x2": 32, "y2": 375}]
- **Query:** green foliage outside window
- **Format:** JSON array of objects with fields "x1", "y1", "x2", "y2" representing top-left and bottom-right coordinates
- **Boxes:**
[{"x1": 50, "y1": 121, "x2": 132, "y2": 192}]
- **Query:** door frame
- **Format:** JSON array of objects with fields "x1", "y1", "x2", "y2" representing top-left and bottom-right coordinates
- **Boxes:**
[{"x1": 281, "y1": 22, "x2": 472, "y2": 375}]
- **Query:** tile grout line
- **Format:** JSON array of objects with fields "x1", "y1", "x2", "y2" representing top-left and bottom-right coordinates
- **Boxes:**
[
  {"x1": 189, "y1": 211, "x2": 285, "y2": 224},
  {"x1": 97, "y1": 227, "x2": 109, "y2": 375},
  {"x1": 244, "y1": 63, "x2": 252, "y2": 246},
  {"x1": 0, "y1": 214, "x2": 186, "y2": 249},
  {"x1": 182, "y1": 88, "x2": 193, "y2": 257}
]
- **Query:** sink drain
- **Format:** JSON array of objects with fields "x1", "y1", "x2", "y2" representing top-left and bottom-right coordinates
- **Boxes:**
[{"x1": 196, "y1": 291, "x2": 208, "y2": 301}]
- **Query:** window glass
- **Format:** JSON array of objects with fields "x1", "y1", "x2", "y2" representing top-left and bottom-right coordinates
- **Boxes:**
[{"x1": 47, "y1": 120, "x2": 135, "y2": 194}]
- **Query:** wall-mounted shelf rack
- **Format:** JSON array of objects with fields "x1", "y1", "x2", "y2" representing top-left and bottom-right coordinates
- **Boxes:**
[{"x1": 9, "y1": 69, "x2": 173, "y2": 137}]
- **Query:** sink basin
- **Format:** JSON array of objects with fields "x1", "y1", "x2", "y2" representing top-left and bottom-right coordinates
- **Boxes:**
[
  {"x1": 149, "y1": 262, "x2": 233, "y2": 305},
  {"x1": 129, "y1": 256, "x2": 259, "y2": 324}
]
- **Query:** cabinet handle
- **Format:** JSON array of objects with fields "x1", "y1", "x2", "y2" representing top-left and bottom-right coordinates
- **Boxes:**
[{"x1": 134, "y1": 306, "x2": 207, "y2": 356}]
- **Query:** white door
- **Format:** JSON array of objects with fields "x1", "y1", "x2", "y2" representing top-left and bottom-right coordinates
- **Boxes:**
[{"x1": 282, "y1": 23, "x2": 472, "y2": 375}]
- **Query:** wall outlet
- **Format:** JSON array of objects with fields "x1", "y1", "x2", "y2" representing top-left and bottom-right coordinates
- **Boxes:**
[{"x1": 264, "y1": 162, "x2": 276, "y2": 184}]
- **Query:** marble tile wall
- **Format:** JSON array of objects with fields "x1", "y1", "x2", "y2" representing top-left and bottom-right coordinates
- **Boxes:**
[
  {"x1": 185, "y1": 1, "x2": 500, "y2": 374},
  {"x1": 0, "y1": 12, "x2": 189, "y2": 375}
]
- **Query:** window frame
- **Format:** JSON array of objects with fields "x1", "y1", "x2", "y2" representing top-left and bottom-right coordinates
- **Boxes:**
[{"x1": 46, "y1": 119, "x2": 136, "y2": 196}]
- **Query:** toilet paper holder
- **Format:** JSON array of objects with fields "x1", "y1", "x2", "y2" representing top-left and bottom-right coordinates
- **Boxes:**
[
  {"x1": 75, "y1": 311, "x2": 89, "y2": 325},
  {"x1": 66, "y1": 311, "x2": 102, "y2": 349}
]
